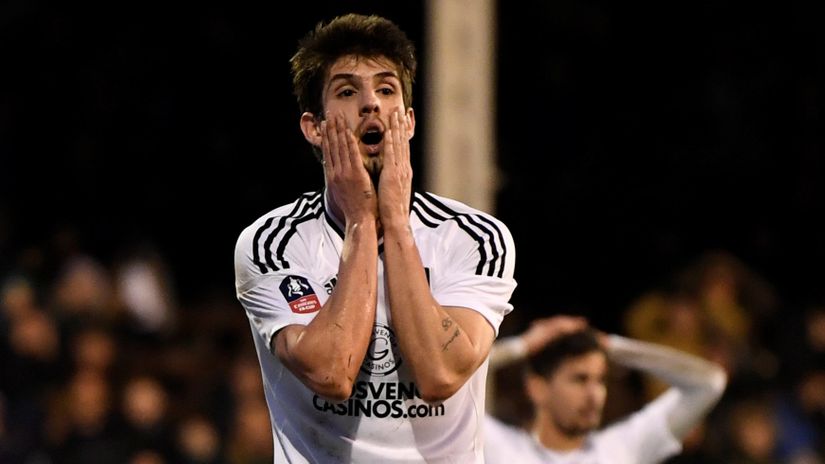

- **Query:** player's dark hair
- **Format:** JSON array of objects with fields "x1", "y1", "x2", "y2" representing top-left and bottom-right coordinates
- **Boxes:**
[
  {"x1": 290, "y1": 13, "x2": 417, "y2": 118},
  {"x1": 527, "y1": 330, "x2": 605, "y2": 378}
]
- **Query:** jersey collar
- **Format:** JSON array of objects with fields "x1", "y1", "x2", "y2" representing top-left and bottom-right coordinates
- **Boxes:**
[
  {"x1": 322, "y1": 189, "x2": 346, "y2": 240},
  {"x1": 322, "y1": 188, "x2": 418, "y2": 250}
]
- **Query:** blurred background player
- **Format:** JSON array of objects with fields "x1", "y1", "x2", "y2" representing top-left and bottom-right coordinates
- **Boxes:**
[{"x1": 484, "y1": 316, "x2": 727, "y2": 464}]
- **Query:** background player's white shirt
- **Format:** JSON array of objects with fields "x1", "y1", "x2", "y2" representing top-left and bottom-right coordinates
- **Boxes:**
[
  {"x1": 484, "y1": 390, "x2": 683, "y2": 464},
  {"x1": 235, "y1": 190, "x2": 517, "y2": 463}
]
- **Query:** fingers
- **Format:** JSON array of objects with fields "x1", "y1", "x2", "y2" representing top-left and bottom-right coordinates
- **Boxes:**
[
  {"x1": 383, "y1": 112, "x2": 395, "y2": 165},
  {"x1": 334, "y1": 113, "x2": 353, "y2": 170},
  {"x1": 523, "y1": 315, "x2": 591, "y2": 355},
  {"x1": 320, "y1": 120, "x2": 333, "y2": 176},
  {"x1": 322, "y1": 112, "x2": 360, "y2": 174},
  {"x1": 385, "y1": 109, "x2": 409, "y2": 168},
  {"x1": 345, "y1": 125, "x2": 360, "y2": 169},
  {"x1": 323, "y1": 113, "x2": 340, "y2": 171}
]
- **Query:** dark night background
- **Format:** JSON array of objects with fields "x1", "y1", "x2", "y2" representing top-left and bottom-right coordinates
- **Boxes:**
[{"x1": 2, "y1": 0, "x2": 824, "y2": 332}]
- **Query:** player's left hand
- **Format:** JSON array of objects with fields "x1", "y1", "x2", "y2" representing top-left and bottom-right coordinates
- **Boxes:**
[{"x1": 377, "y1": 108, "x2": 413, "y2": 227}]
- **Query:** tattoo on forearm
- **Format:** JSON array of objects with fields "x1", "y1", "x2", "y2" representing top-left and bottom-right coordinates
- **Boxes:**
[
  {"x1": 441, "y1": 328, "x2": 460, "y2": 352},
  {"x1": 441, "y1": 318, "x2": 453, "y2": 331}
]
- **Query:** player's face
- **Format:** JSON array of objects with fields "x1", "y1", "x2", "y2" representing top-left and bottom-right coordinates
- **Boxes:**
[
  {"x1": 538, "y1": 351, "x2": 608, "y2": 436},
  {"x1": 321, "y1": 54, "x2": 415, "y2": 178}
]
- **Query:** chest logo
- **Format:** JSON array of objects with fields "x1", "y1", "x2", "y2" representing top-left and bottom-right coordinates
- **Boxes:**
[
  {"x1": 361, "y1": 323, "x2": 402, "y2": 376},
  {"x1": 280, "y1": 275, "x2": 321, "y2": 314}
]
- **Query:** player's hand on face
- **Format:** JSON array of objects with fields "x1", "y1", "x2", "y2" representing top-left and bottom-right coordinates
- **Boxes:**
[
  {"x1": 321, "y1": 112, "x2": 378, "y2": 224},
  {"x1": 377, "y1": 109, "x2": 413, "y2": 227}
]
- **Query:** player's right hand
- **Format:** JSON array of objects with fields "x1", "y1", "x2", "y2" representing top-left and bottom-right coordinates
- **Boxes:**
[{"x1": 321, "y1": 112, "x2": 378, "y2": 225}]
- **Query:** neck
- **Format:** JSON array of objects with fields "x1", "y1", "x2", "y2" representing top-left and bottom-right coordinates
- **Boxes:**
[
  {"x1": 325, "y1": 190, "x2": 383, "y2": 238},
  {"x1": 532, "y1": 412, "x2": 587, "y2": 452}
]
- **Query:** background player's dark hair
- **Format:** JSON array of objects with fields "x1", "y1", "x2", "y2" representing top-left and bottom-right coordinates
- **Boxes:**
[
  {"x1": 290, "y1": 13, "x2": 417, "y2": 118},
  {"x1": 526, "y1": 330, "x2": 605, "y2": 378}
]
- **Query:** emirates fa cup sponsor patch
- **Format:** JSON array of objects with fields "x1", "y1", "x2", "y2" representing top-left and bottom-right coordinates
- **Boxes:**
[{"x1": 279, "y1": 275, "x2": 320, "y2": 314}]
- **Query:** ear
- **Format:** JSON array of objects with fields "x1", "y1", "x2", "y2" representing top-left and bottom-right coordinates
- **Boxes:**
[
  {"x1": 405, "y1": 107, "x2": 416, "y2": 140},
  {"x1": 300, "y1": 112, "x2": 322, "y2": 147},
  {"x1": 525, "y1": 372, "x2": 548, "y2": 407}
]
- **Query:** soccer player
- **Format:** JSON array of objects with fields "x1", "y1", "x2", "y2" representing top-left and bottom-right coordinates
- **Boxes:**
[
  {"x1": 233, "y1": 14, "x2": 516, "y2": 463},
  {"x1": 484, "y1": 317, "x2": 727, "y2": 464}
]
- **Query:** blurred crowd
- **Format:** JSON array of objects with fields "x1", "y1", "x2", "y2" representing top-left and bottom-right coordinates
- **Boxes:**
[
  {"x1": 2, "y1": 227, "x2": 824, "y2": 463},
  {"x1": 0, "y1": 229, "x2": 271, "y2": 464}
]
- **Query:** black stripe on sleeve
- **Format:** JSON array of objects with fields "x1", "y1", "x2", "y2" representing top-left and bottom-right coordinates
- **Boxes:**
[
  {"x1": 462, "y1": 214, "x2": 500, "y2": 277},
  {"x1": 275, "y1": 202, "x2": 323, "y2": 269},
  {"x1": 251, "y1": 217, "x2": 275, "y2": 274},
  {"x1": 474, "y1": 215, "x2": 508, "y2": 278},
  {"x1": 413, "y1": 193, "x2": 449, "y2": 222},
  {"x1": 411, "y1": 204, "x2": 441, "y2": 228},
  {"x1": 420, "y1": 192, "x2": 507, "y2": 277},
  {"x1": 256, "y1": 192, "x2": 320, "y2": 274}
]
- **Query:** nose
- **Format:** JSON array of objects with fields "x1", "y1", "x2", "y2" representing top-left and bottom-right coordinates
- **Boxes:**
[
  {"x1": 360, "y1": 93, "x2": 380, "y2": 116},
  {"x1": 588, "y1": 382, "x2": 606, "y2": 404}
]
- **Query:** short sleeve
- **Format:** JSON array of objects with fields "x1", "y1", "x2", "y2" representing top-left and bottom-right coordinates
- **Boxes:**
[
  {"x1": 429, "y1": 215, "x2": 517, "y2": 335},
  {"x1": 234, "y1": 223, "x2": 328, "y2": 348}
]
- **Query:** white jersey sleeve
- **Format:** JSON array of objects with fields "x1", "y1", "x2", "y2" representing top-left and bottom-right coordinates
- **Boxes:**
[
  {"x1": 412, "y1": 192, "x2": 517, "y2": 335},
  {"x1": 606, "y1": 334, "x2": 728, "y2": 440},
  {"x1": 234, "y1": 192, "x2": 329, "y2": 349}
]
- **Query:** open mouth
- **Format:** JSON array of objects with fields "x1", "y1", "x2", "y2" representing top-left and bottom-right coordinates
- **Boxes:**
[{"x1": 360, "y1": 130, "x2": 384, "y2": 146}]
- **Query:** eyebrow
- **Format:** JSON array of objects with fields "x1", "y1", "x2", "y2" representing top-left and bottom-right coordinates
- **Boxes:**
[{"x1": 328, "y1": 71, "x2": 400, "y2": 87}]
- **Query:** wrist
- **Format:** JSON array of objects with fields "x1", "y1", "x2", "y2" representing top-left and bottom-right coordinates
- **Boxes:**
[
  {"x1": 604, "y1": 334, "x2": 628, "y2": 354},
  {"x1": 490, "y1": 336, "x2": 529, "y2": 368},
  {"x1": 502, "y1": 336, "x2": 529, "y2": 359},
  {"x1": 345, "y1": 218, "x2": 379, "y2": 236},
  {"x1": 380, "y1": 218, "x2": 412, "y2": 235}
]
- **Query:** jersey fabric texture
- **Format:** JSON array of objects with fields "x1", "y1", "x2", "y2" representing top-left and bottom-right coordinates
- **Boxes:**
[
  {"x1": 483, "y1": 390, "x2": 683, "y2": 464},
  {"x1": 235, "y1": 190, "x2": 517, "y2": 463}
]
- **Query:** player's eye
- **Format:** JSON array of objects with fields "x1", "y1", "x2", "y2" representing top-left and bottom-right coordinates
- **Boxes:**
[
  {"x1": 378, "y1": 87, "x2": 394, "y2": 96},
  {"x1": 337, "y1": 88, "x2": 356, "y2": 97}
]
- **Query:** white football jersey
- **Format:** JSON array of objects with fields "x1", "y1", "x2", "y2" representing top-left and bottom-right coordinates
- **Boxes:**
[
  {"x1": 483, "y1": 390, "x2": 683, "y2": 464},
  {"x1": 235, "y1": 190, "x2": 517, "y2": 463}
]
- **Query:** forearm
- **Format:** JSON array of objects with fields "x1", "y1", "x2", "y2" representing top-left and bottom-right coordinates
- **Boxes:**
[
  {"x1": 607, "y1": 335, "x2": 727, "y2": 438},
  {"x1": 276, "y1": 220, "x2": 378, "y2": 401},
  {"x1": 382, "y1": 223, "x2": 490, "y2": 403}
]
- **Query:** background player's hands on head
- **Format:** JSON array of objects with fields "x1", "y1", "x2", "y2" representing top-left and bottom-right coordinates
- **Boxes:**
[{"x1": 522, "y1": 315, "x2": 588, "y2": 355}]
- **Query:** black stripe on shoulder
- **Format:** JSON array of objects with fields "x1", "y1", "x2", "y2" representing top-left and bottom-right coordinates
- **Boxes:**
[
  {"x1": 473, "y1": 214, "x2": 508, "y2": 278},
  {"x1": 256, "y1": 192, "x2": 321, "y2": 273},
  {"x1": 251, "y1": 216, "x2": 275, "y2": 273},
  {"x1": 419, "y1": 192, "x2": 507, "y2": 277},
  {"x1": 274, "y1": 198, "x2": 323, "y2": 269},
  {"x1": 413, "y1": 193, "x2": 449, "y2": 225},
  {"x1": 411, "y1": 204, "x2": 441, "y2": 228}
]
